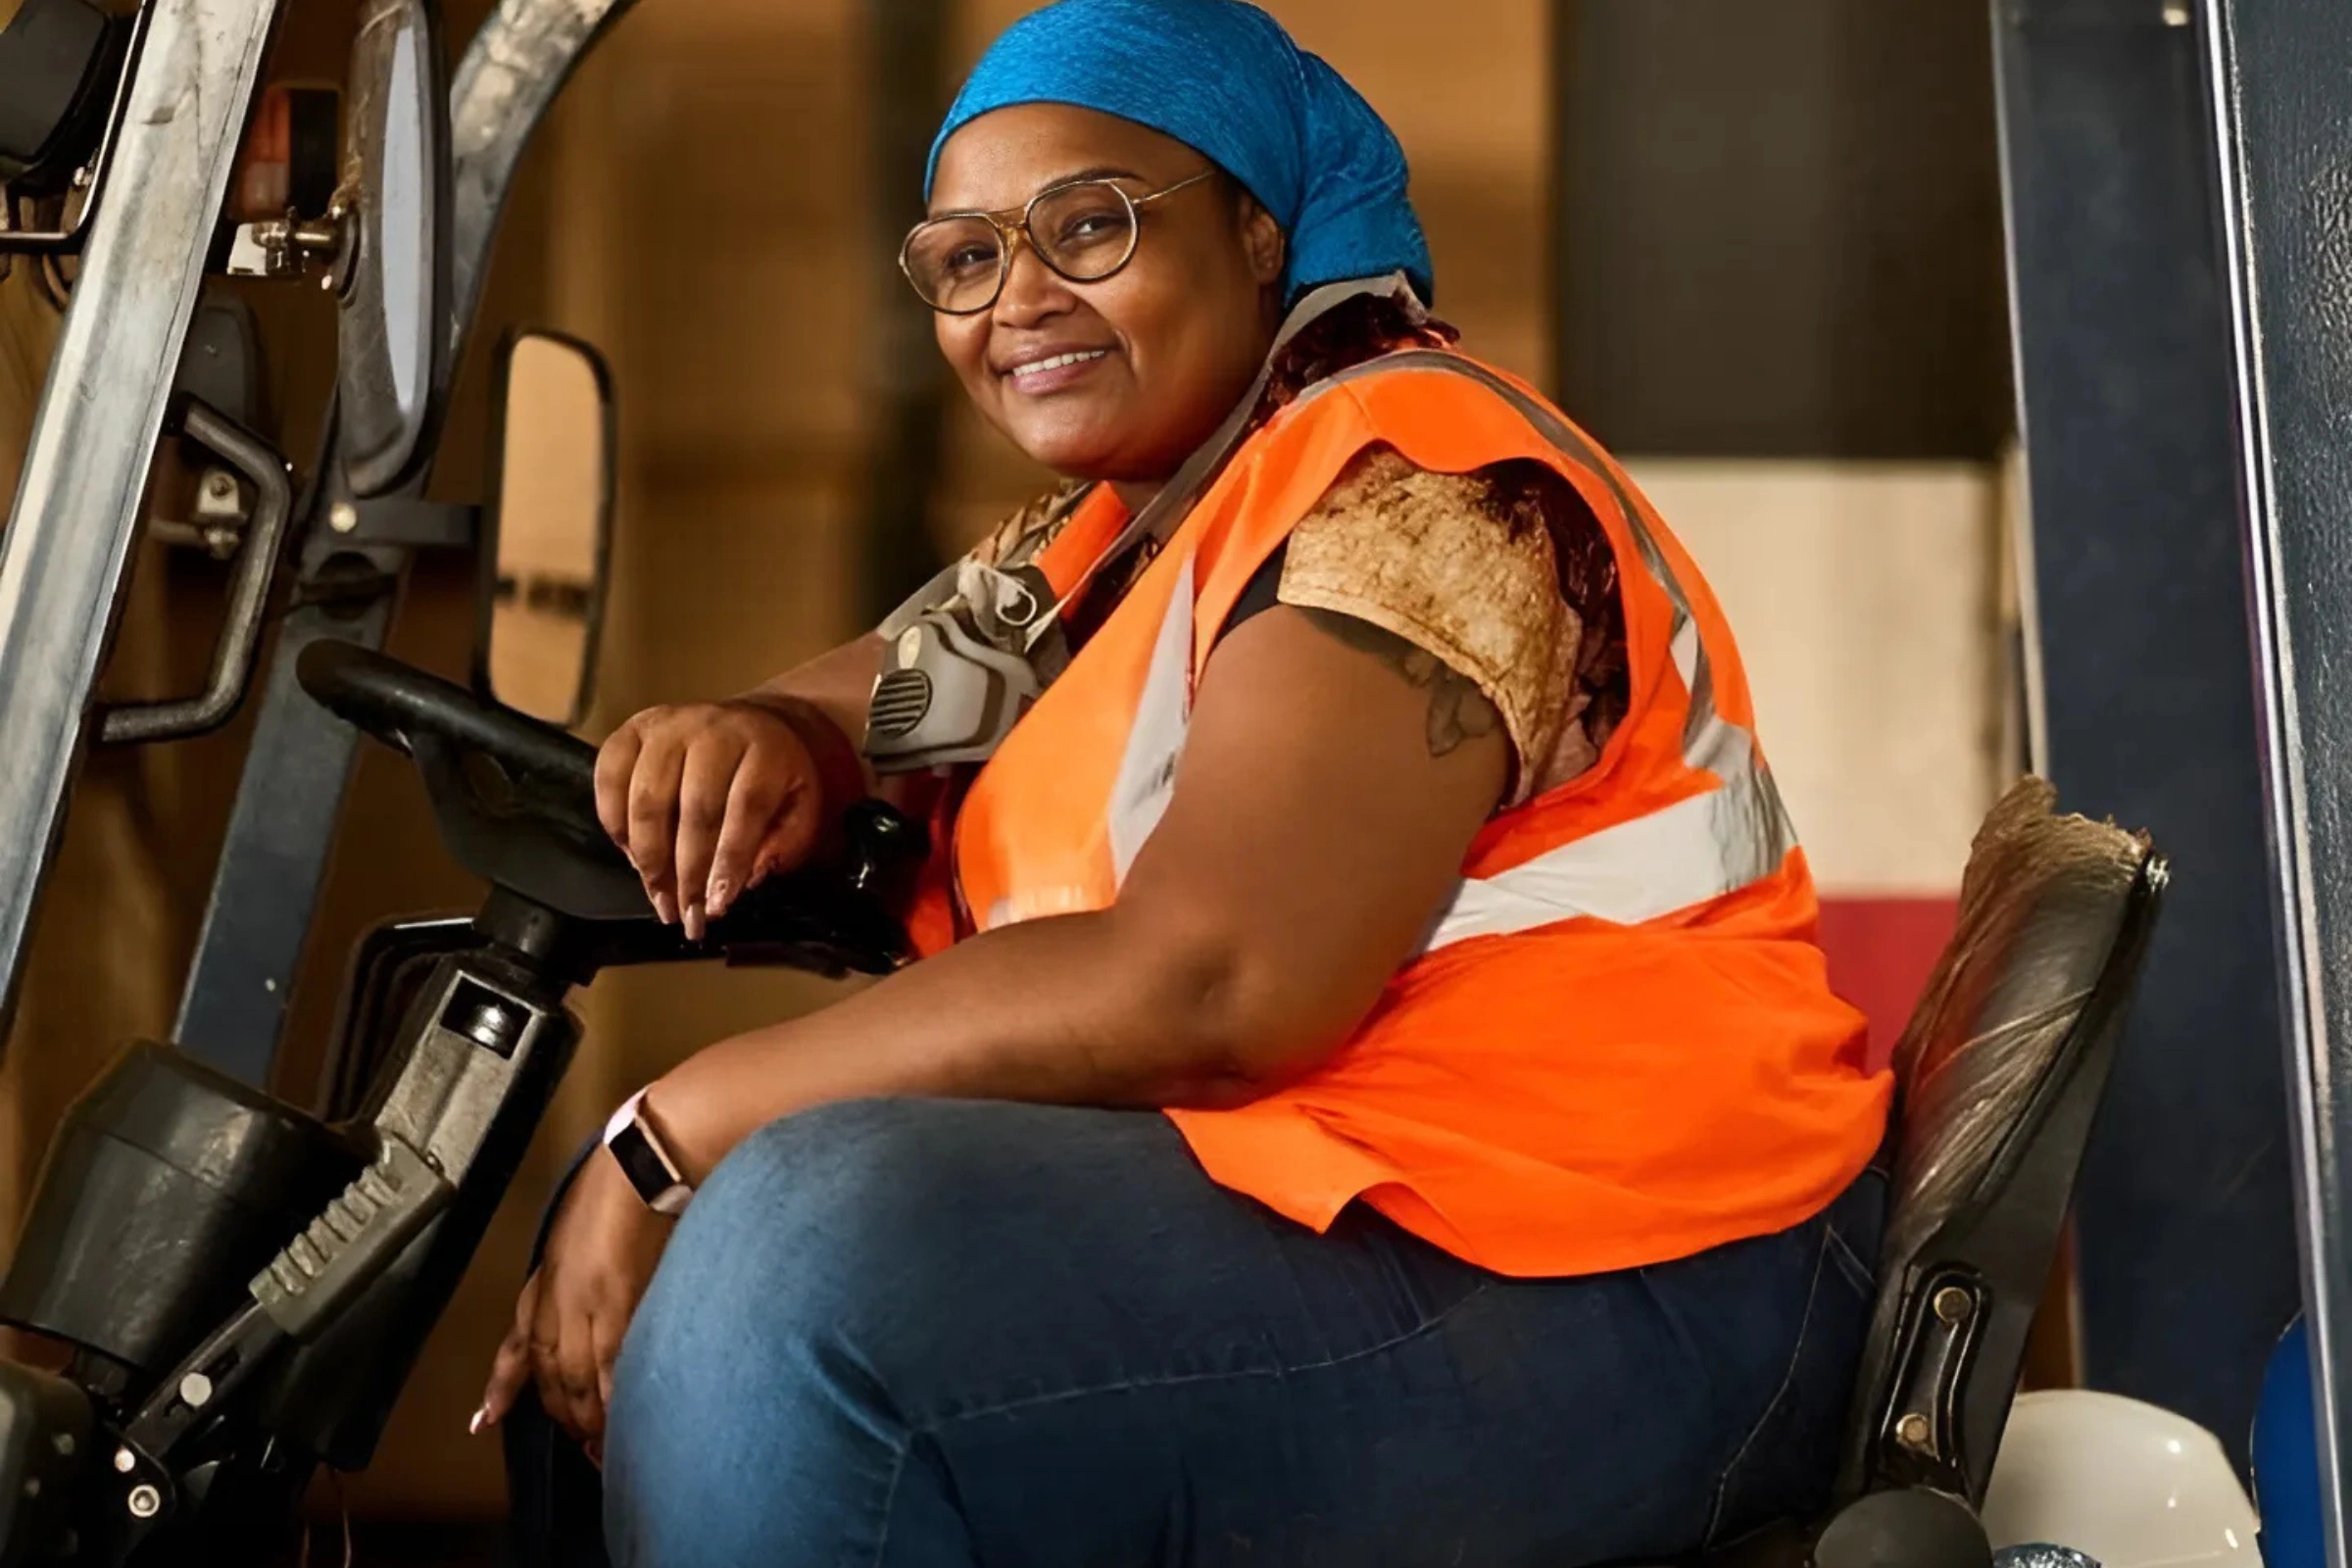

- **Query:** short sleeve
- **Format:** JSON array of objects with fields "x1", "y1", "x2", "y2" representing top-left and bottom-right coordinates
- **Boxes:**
[{"x1": 1276, "y1": 445, "x2": 1627, "y2": 806}]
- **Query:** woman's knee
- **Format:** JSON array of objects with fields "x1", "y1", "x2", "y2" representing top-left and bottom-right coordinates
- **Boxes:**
[{"x1": 616, "y1": 1100, "x2": 1001, "y2": 1406}]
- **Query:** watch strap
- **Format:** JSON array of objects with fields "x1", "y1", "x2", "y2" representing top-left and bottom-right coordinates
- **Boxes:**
[{"x1": 602, "y1": 1088, "x2": 692, "y2": 1216}]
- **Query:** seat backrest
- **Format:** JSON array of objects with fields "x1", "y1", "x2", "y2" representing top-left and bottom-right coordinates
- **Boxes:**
[{"x1": 1836, "y1": 776, "x2": 2163, "y2": 1508}]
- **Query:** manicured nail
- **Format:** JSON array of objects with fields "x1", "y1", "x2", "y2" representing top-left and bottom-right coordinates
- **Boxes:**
[
  {"x1": 683, "y1": 901, "x2": 706, "y2": 943},
  {"x1": 469, "y1": 1405, "x2": 489, "y2": 1436},
  {"x1": 652, "y1": 891, "x2": 677, "y2": 925},
  {"x1": 708, "y1": 878, "x2": 733, "y2": 919}
]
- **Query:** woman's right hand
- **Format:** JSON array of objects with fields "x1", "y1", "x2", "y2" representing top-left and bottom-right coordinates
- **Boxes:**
[{"x1": 594, "y1": 698, "x2": 834, "y2": 940}]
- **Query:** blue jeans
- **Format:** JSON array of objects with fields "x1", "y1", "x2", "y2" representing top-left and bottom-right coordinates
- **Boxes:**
[{"x1": 508, "y1": 1099, "x2": 1884, "y2": 1568}]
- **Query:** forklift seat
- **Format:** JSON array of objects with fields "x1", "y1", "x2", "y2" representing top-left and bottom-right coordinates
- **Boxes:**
[{"x1": 1717, "y1": 776, "x2": 2165, "y2": 1565}]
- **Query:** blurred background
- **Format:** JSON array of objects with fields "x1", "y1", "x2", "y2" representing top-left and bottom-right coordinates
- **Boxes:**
[{"x1": 0, "y1": 0, "x2": 2020, "y2": 1553}]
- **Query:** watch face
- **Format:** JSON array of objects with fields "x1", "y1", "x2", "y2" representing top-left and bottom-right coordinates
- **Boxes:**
[{"x1": 607, "y1": 1121, "x2": 680, "y2": 1208}]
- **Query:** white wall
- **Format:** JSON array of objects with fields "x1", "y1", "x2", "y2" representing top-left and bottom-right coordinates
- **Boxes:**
[{"x1": 1630, "y1": 460, "x2": 2006, "y2": 896}]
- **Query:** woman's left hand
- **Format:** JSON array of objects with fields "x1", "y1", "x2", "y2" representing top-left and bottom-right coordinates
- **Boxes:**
[{"x1": 475, "y1": 1151, "x2": 672, "y2": 1459}]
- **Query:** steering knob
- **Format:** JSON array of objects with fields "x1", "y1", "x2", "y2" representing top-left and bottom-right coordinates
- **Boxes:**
[{"x1": 842, "y1": 800, "x2": 927, "y2": 898}]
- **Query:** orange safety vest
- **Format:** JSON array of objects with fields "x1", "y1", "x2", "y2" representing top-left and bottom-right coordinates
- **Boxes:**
[{"x1": 911, "y1": 348, "x2": 1890, "y2": 1279}]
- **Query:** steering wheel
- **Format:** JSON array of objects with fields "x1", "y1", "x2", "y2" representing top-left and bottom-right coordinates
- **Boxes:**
[
  {"x1": 295, "y1": 639, "x2": 916, "y2": 974},
  {"x1": 297, "y1": 636, "x2": 599, "y2": 790}
]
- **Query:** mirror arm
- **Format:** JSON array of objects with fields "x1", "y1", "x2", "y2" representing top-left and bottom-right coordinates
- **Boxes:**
[
  {"x1": 344, "y1": 496, "x2": 479, "y2": 552},
  {"x1": 97, "y1": 401, "x2": 294, "y2": 746}
]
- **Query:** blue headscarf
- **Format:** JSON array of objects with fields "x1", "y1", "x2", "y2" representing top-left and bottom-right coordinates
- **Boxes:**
[{"x1": 926, "y1": 0, "x2": 1434, "y2": 305}]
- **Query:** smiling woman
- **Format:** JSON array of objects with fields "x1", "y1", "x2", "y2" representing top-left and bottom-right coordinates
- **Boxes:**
[
  {"x1": 918, "y1": 117, "x2": 1282, "y2": 489},
  {"x1": 491, "y1": 3, "x2": 1890, "y2": 1564}
]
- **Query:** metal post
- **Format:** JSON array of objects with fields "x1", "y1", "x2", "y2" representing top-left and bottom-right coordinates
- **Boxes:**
[
  {"x1": 172, "y1": 0, "x2": 643, "y2": 1083},
  {"x1": 2206, "y1": 0, "x2": 2352, "y2": 1551},
  {"x1": 446, "y1": 0, "x2": 641, "y2": 349},
  {"x1": 1991, "y1": 0, "x2": 2296, "y2": 1467},
  {"x1": 0, "y1": 0, "x2": 286, "y2": 1040},
  {"x1": 171, "y1": 495, "x2": 401, "y2": 1080}
]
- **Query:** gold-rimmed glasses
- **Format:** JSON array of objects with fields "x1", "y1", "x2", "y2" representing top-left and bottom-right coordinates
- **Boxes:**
[{"x1": 900, "y1": 169, "x2": 1220, "y2": 315}]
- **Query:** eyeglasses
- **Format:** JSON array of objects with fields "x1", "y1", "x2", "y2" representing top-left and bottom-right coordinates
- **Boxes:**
[{"x1": 900, "y1": 170, "x2": 1220, "y2": 316}]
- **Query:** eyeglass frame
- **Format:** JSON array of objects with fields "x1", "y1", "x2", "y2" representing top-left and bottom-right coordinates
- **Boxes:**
[{"x1": 899, "y1": 168, "x2": 1223, "y2": 316}]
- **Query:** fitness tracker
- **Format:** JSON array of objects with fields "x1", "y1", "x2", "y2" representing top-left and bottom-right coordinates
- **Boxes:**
[{"x1": 602, "y1": 1088, "x2": 693, "y2": 1216}]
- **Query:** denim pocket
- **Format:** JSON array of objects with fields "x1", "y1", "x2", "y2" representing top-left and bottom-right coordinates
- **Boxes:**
[
  {"x1": 1704, "y1": 1179, "x2": 1886, "y2": 1545},
  {"x1": 1822, "y1": 1166, "x2": 1889, "y2": 1304},
  {"x1": 1824, "y1": 1221, "x2": 1878, "y2": 1302}
]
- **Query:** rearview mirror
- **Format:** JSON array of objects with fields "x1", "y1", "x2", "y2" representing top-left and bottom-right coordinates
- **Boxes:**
[
  {"x1": 337, "y1": 0, "x2": 451, "y2": 497},
  {"x1": 474, "y1": 330, "x2": 614, "y2": 729}
]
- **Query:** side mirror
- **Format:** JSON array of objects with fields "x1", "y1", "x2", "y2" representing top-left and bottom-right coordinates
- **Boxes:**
[
  {"x1": 474, "y1": 329, "x2": 614, "y2": 730},
  {"x1": 337, "y1": 0, "x2": 451, "y2": 497}
]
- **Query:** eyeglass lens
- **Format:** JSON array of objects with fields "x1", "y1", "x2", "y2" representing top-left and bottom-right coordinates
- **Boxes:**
[{"x1": 903, "y1": 181, "x2": 1142, "y2": 313}]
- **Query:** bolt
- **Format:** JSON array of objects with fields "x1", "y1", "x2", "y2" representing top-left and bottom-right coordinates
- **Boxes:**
[
  {"x1": 1895, "y1": 1412, "x2": 1933, "y2": 1451},
  {"x1": 71, "y1": 165, "x2": 91, "y2": 190},
  {"x1": 464, "y1": 999, "x2": 517, "y2": 1052},
  {"x1": 51, "y1": 1433, "x2": 74, "y2": 1458},
  {"x1": 329, "y1": 501, "x2": 359, "y2": 534},
  {"x1": 1934, "y1": 1285, "x2": 1974, "y2": 1324},
  {"x1": 112, "y1": 1447, "x2": 134, "y2": 1475},
  {"x1": 2162, "y1": 0, "x2": 2191, "y2": 24},
  {"x1": 205, "y1": 471, "x2": 234, "y2": 500},
  {"x1": 178, "y1": 1372, "x2": 213, "y2": 1408},
  {"x1": 126, "y1": 1484, "x2": 160, "y2": 1519}
]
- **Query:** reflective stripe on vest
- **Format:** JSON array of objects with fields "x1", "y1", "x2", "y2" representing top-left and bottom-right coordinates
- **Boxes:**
[{"x1": 1336, "y1": 354, "x2": 1798, "y2": 949}]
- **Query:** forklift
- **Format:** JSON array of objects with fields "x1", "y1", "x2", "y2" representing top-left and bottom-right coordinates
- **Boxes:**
[{"x1": 0, "y1": 0, "x2": 2340, "y2": 1563}]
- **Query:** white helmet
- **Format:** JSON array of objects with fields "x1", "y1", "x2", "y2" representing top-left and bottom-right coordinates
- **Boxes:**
[{"x1": 1982, "y1": 1390, "x2": 2261, "y2": 1568}]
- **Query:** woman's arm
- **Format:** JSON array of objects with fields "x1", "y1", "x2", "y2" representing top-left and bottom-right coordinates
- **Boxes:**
[
  {"x1": 641, "y1": 603, "x2": 1509, "y2": 1184},
  {"x1": 484, "y1": 603, "x2": 1507, "y2": 1445}
]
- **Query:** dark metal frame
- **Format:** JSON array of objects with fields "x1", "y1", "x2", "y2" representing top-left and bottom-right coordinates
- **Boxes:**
[
  {"x1": 1988, "y1": 0, "x2": 2299, "y2": 1466},
  {"x1": 2204, "y1": 0, "x2": 2352, "y2": 1554}
]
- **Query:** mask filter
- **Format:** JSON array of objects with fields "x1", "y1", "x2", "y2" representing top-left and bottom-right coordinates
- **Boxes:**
[{"x1": 864, "y1": 604, "x2": 1049, "y2": 770}]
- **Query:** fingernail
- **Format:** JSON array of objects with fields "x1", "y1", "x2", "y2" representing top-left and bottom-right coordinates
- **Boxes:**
[
  {"x1": 469, "y1": 1405, "x2": 489, "y2": 1437},
  {"x1": 683, "y1": 901, "x2": 706, "y2": 943},
  {"x1": 708, "y1": 878, "x2": 733, "y2": 919},
  {"x1": 653, "y1": 891, "x2": 677, "y2": 925}
]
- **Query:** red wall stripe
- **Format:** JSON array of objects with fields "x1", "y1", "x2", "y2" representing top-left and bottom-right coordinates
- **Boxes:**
[{"x1": 1817, "y1": 896, "x2": 1961, "y2": 1072}]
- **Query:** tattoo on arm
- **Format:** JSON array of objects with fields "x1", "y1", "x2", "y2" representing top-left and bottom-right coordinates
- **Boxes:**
[{"x1": 1298, "y1": 609, "x2": 1503, "y2": 759}]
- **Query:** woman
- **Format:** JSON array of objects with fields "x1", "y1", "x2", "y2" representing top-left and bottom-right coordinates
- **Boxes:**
[{"x1": 481, "y1": 1, "x2": 1892, "y2": 1561}]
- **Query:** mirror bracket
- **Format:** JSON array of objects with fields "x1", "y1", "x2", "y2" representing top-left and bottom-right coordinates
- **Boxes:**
[
  {"x1": 223, "y1": 201, "x2": 354, "y2": 287},
  {"x1": 340, "y1": 496, "x2": 478, "y2": 552}
]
